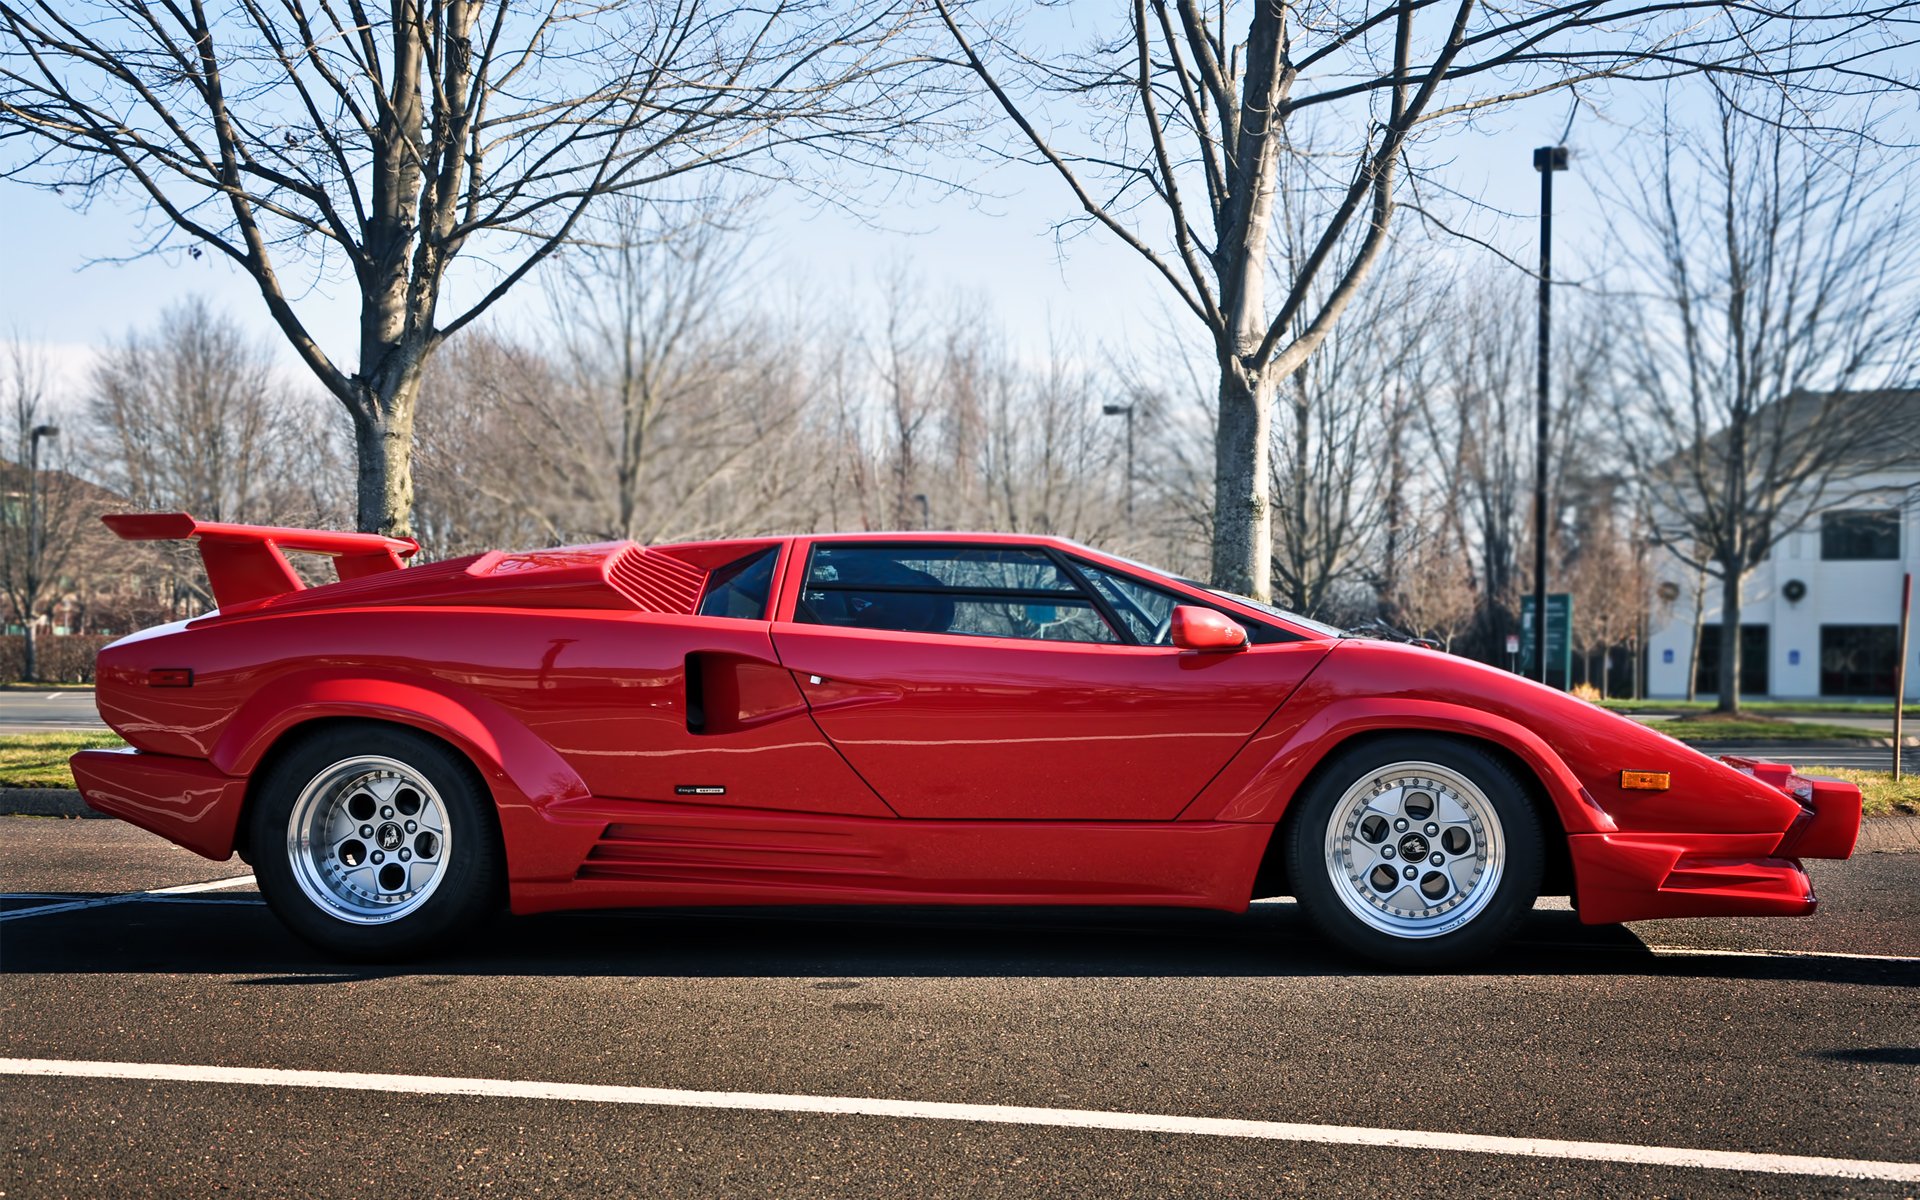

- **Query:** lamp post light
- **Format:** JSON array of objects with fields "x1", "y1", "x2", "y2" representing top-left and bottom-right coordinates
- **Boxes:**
[
  {"x1": 1532, "y1": 145, "x2": 1568, "y2": 685},
  {"x1": 1102, "y1": 402, "x2": 1135, "y2": 522}
]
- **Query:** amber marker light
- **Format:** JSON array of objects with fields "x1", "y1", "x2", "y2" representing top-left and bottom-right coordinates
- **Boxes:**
[{"x1": 1619, "y1": 770, "x2": 1670, "y2": 791}]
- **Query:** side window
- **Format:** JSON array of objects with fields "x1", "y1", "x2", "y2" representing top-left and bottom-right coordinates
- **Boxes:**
[
  {"x1": 798, "y1": 546, "x2": 1119, "y2": 643},
  {"x1": 698, "y1": 547, "x2": 779, "y2": 619},
  {"x1": 1073, "y1": 558, "x2": 1293, "y2": 645},
  {"x1": 1076, "y1": 562, "x2": 1182, "y2": 645}
]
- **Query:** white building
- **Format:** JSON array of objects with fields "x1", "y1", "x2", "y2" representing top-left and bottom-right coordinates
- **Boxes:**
[{"x1": 1645, "y1": 393, "x2": 1920, "y2": 702}]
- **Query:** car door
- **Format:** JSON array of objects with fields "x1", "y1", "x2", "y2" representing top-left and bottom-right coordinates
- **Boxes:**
[
  {"x1": 770, "y1": 540, "x2": 1330, "y2": 820},
  {"x1": 507, "y1": 540, "x2": 896, "y2": 818}
]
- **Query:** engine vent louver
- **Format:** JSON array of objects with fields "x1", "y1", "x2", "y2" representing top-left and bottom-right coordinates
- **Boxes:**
[{"x1": 605, "y1": 546, "x2": 707, "y2": 615}]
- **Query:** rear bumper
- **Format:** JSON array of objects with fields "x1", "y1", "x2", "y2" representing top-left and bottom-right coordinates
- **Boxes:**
[
  {"x1": 69, "y1": 748, "x2": 248, "y2": 862},
  {"x1": 1569, "y1": 755, "x2": 1861, "y2": 925}
]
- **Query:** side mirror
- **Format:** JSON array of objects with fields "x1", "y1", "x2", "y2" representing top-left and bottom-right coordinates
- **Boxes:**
[{"x1": 1169, "y1": 605, "x2": 1247, "y2": 652}]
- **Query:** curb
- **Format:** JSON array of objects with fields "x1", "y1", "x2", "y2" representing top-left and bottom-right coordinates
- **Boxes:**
[
  {"x1": 1860, "y1": 814, "x2": 1920, "y2": 853},
  {"x1": 1, "y1": 788, "x2": 101, "y2": 818}
]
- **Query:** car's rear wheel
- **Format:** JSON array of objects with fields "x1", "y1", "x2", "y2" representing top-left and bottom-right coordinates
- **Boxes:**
[
  {"x1": 1285, "y1": 736, "x2": 1543, "y2": 967},
  {"x1": 249, "y1": 724, "x2": 501, "y2": 959}
]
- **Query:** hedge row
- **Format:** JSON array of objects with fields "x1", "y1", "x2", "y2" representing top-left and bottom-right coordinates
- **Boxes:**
[{"x1": 0, "y1": 635, "x2": 113, "y2": 684}]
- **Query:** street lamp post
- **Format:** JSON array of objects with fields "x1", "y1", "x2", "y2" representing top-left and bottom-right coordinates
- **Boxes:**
[
  {"x1": 1102, "y1": 402, "x2": 1135, "y2": 522},
  {"x1": 1532, "y1": 145, "x2": 1568, "y2": 686},
  {"x1": 911, "y1": 492, "x2": 930, "y2": 530},
  {"x1": 24, "y1": 423, "x2": 58, "y2": 682}
]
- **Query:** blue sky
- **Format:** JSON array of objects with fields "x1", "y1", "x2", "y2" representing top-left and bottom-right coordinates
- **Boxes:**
[{"x1": 0, "y1": 49, "x2": 1620, "y2": 408}]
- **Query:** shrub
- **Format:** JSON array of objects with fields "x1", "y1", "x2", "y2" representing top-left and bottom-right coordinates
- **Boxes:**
[{"x1": 0, "y1": 635, "x2": 112, "y2": 684}]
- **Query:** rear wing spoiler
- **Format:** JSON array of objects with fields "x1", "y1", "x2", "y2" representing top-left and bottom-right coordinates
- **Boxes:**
[{"x1": 102, "y1": 512, "x2": 419, "y2": 610}]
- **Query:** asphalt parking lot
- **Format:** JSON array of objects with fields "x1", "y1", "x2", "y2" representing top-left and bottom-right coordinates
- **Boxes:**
[
  {"x1": 1, "y1": 816, "x2": 1916, "y2": 1198},
  {"x1": 0, "y1": 692, "x2": 104, "y2": 736}
]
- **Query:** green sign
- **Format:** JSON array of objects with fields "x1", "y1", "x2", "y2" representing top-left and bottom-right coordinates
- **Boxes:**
[{"x1": 1518, "y1": 593, "x2": 1574, "y2": 688}]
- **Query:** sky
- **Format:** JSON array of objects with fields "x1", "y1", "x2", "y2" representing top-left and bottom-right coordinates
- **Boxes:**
[
  {"x1": 0, "y1": 2, "x2": 1715, "y2": 414},
  {"x1": 4, "y1": 118, "x2": 1601, "y2": 400}
]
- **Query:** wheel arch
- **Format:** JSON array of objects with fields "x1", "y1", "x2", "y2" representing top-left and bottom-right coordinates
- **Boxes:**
[
  {"x1": 216, "y1": 673, "x2": 591, "y2": 881},
  {"x1": 1231, "y1": 700, "x2": 1602, "y2": 902}
]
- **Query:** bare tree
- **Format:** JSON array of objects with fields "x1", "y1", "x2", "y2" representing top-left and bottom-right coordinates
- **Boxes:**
[
  {"x1": 1, "y1": 0, "x2": 943, "y2": 536},
  {"x1": 1392, "y1": 519, "x2": 1478, "y2": 652},
  {"x1": 0, "y1": 336, "x2": 79, "y2": 680},
  {"x1": 1613, "y1": 84, "x2": 1920, "y2": 713},
  {"x1": 1270, "y1": 261, "x2": 1423, "y2": 618},
  {"x1": 87, "y1": 297, "x2": 348, "y2": 609},
  {"x1": 934, "y1": 1, "x2": 1913, "y2": 599},
  {"x1": 1563, "y1": 475, "x2": 1645, "y2": 697}
]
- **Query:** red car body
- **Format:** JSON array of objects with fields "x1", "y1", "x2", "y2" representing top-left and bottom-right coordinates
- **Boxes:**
[{"x1": 72, "y1": 516, "x2": 1861, "y2": 934}]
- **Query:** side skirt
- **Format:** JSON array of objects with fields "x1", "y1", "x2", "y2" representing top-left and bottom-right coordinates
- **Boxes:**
[{"x1": 503, "y1": 799, "x2": 1273, "y2": 916}]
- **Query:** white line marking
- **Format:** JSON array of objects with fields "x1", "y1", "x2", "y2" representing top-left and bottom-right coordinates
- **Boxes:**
[
  {"x1": 1646, "y1": 945, "x2": 1920, "y2": 965},
  {"x1": 3, "y1": 1058, "x2": 1915, "y2": 1182},
  {"x1": 0, "y1": 875, "x2": 255, "y2": 922},
  {"x1": 151, "y1": 875, "x2": 257, "y2": 895}
]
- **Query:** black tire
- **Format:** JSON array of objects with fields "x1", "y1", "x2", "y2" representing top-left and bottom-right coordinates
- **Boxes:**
[
  {"x1": 248, "y1": 723, "x2": 503, "y2": 960},
  {"x1": 1283, "y1": 735, "x2": 1544, "y2": 968}
]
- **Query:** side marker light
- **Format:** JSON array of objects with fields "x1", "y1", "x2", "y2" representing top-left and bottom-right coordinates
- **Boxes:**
[
  {"x1": 147, "y1": 668, "x2": 194, "y2": 688},
  {"x1": 1619, "y1": 770, "x2": 1670, "y2": 792}
]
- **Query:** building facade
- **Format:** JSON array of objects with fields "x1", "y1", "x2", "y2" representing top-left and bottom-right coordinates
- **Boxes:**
[{"x1": 1646, "y1": 473, "x2": 1919, "y2": 700}]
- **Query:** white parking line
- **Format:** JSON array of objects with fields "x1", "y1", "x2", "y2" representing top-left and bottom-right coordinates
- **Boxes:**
[
  {"x1": 1646, "y1": 944, "x2": 1920, "y2": 965},
  {"x1": 0, "y1": 875, "x2": 256, "y2": 922},
  {"x1": 3, "y1": 1057, "x2": 1915, "y2": 1182}
]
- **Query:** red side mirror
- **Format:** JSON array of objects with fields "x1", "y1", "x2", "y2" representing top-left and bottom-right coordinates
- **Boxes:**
[{"x1": 1169, "y1": 605, "x2": 1247, "y2": 651}]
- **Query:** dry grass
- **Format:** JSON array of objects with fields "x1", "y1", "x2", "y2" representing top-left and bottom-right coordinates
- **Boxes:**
[
  {"x1": 1797, "y1": 766, "x2": 1920, "y2": 818},
  {"x1": 0, "y1": 732, "x2": 125, "y2": 788}
]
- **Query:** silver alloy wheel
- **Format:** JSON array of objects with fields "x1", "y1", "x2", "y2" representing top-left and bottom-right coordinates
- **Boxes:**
[
  {"x1": 1323, "y1": 760, "x2": 1506, "y2": 939},
  {"x1": 286, "y1": 755, "x2": 452, "y2": 925}
]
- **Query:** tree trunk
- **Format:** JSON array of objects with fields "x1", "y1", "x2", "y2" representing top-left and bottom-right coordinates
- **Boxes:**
[
  {"x1": 1685, "y1": 569, "x2": 1707, "y2": 702},
  {"x1": 351, "y1": 380, "x2": 420, "y2": 540},
  {"x1": 1210, "y1": 366, "x2": 1273, "y2": 600},
  {"x1": 1715, "y1": 567, "x2": 1743, "y2": 715},
  {"x1": 21, "y1": 621, "x2": 37, "y2": 684}
]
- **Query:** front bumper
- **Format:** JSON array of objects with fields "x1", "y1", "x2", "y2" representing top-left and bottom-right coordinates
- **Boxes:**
[
  {"x1": 69, "y1": 748, "x2": 249, "y2": 862},
  {"x1": 1568, "y1": 756, "x2": 1862, "y2": 925}
]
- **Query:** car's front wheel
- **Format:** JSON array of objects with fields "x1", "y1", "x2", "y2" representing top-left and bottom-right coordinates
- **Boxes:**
[
  {"x1": 1285, "y1": 736, "x2": 1543, "y2": 967},
  {"x1": 249, "y1": 724, "x2": 502, "y2": 959}
]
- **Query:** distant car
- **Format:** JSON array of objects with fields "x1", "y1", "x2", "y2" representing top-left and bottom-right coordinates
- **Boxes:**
[{"x1": 72, "y1": 514, "x2": 1862, "y2": 965}]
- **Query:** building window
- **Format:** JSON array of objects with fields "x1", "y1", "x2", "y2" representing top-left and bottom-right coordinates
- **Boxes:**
[
  {"x1": 1820, "y1": 625, "x2": 1899, "y2": 696},
  {"x1": 1696, "y1": 624, "x2": 1770, "y2": 696},
  {"x1": 1820, "y1": 510, "x2": 1900, "y2": 560}
]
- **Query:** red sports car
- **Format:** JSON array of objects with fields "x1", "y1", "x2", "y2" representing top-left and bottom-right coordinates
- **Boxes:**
[{"x1": 72, "y1": 514, "x2": 1862, "y2": 965}]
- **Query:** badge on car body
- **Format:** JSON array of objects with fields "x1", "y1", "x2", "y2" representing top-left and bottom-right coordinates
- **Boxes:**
[{"x1": 675, "y1": 785, "x2": 726, "y2": 796}]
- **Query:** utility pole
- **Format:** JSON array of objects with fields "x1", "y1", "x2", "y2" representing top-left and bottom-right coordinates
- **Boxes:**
[
  {"x1": 1896, "y1": 572, "x2": 1911, "y2": 780},
  {"x1": 24, "y1": 423, "x2": 58, "y2": 683},
  {"x1": 1533, "y1": 145, "x2": 1568, "y2": 686},
  {"x1": 1102, "y1": 402, "x2": 1135, "y2": 523}
]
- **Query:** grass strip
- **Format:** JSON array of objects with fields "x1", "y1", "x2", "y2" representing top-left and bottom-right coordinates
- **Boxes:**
[
  {"x1": 0, "y1": 732, "x2": 125, "y2": 789},
  {"x1": 1795, "y1": 766, "x2": 1920, "y2": 818}
]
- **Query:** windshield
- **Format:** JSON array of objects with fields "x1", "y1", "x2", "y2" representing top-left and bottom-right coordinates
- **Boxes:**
[
  {"x1": 1065, "y1": 540, "x2": 1343, "y2": 637},
  {"x1": 1201, "y1": 588, "x2": 1347, "y2": 638}
]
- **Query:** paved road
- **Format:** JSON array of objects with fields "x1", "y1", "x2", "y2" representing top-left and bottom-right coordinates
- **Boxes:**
[
  {"x1": 1631, "y1": 713, "x2": 1910, "y2": 735},
  {"x1": 1690, "y1": 740, "x2": 1920, "y2": 773},
  {"x1": 1, "y1": 818, "x2": 1915, "y2": 1198},
  {"x1": 0, "y1": 690, "x2": 103, "y2": 734}
]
